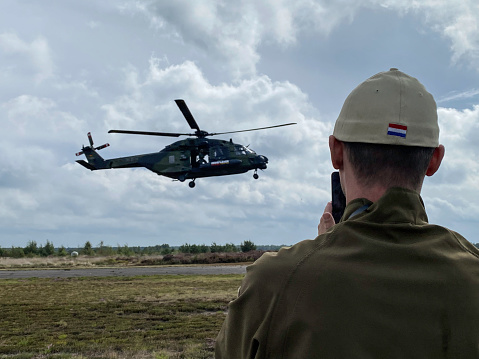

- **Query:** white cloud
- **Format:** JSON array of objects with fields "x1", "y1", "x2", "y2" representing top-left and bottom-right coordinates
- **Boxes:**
[
  {"x1": 423, "y1": 105, "x2": 479, "y2": 233},
  {"x1": 437, "y1": 88, "x2": 479, "y2": 104},
  {"x1": 0, "y1": 55, "x2": 330, "y2": 246},
  {"x1": 1, "y1": 0, "x2": 478, "y2": 247},
  {"x1": 368, "y1": 0, "x2": 479, "y2": 68},
  {"x1": 0, "y1": 32, "x2": 54, "y2": 83},
  {"x1": 87, "y1": 20, "x2": 100, "y2": 29},
  {"x1": 2, "y1": 95, "x2": 84, "y2": 141},
  {"x1": 118, "y1": 0, "x2": 479, "y2": 78}
]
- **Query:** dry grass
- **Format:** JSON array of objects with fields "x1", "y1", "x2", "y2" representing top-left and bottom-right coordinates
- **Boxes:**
[
  {"x1": 0, "y1": 274, "x2": 243, "y2": 358},
  {"x1": 0, "y1": 252, "x2": 264, "y2": 270},
  {"x1": 0, "y1": 256, "x2": 109, "y2": 269}
]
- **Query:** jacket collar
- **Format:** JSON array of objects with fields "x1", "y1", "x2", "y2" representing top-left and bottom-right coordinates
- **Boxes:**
[{"x1": 342, "y1": 187, "x2": 429, "y2": 225}]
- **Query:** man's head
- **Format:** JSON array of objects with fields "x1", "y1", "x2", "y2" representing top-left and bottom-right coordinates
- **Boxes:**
[{"x1": 330, "y1": 68, "x2": 444, "y2": 198}]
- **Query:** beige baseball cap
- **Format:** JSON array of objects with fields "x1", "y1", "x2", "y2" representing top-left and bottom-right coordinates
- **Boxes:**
[{"x1": 333, "y1": 68, "x2": 439, "y2": 147}]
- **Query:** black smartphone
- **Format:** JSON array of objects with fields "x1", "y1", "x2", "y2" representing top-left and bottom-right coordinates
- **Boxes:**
[{"x1": 331, "y1": 171, "x2": 346, "y2": 223}]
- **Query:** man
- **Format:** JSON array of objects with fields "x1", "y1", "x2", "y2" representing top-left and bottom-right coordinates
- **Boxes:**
[{"x1": 215, "y1": 68, "x2": 479, "y2": 358}]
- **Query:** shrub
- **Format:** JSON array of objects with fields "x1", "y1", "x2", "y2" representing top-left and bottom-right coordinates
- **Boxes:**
[
  {"x1": 210, "y1": 242, "x2": 221, "y2": 253},
  {"x1": 179, "y1": 243, "x2": 191, "y2": 253},
  {"x1": 24, "y1": 241, "x2": 39, "y2": 256},
  {"x1": 10, "y1": 247, "x2": 25, "y2": 258},
  {"x1": 224, "y1": 243, "x2": 238, "y2": 252},
  {"x1": 40, "y1": 240, "x2": 55, "y2": 257},
  {"x1": 241, "y1": 240, "x2": 257, "y2": 252},
  {"x1": 57, "y1": 246, "x2": 68, "y2": 257},
  {"x1": 117, "y1": 244, "x2": 133, "y2": 256},
  {"x1": 97, "y1": 241, "x2": 115, "y2": 256},
  {"x1": 82, "y1": 241, "x2": 95, "y2": 256}
]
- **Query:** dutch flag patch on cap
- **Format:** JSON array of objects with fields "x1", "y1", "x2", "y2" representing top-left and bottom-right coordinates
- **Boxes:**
[{"x1": 387, "y1": 123, "x2": 407, "y2": 138}]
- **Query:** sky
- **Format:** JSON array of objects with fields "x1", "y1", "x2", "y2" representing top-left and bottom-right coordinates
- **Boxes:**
[{"x1": 1, "y1": 0, "x2": 479, "y2": 249}]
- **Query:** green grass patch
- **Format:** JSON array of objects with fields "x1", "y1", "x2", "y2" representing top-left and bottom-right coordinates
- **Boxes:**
[{"x1": 0, "y1": 274, "x2": 243, "y2": 358}]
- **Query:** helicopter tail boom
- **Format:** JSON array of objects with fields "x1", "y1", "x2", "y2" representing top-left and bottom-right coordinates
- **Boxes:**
[{"x1": 77, "y1": 146, "x2": 109, "y2": 170}]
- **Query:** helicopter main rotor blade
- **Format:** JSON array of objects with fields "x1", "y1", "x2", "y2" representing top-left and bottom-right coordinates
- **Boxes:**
[
  {"x1": 209, "y1": 122, "x2": 297, "y2": 136},
  {"x1": 175, "y1": 99, "x2": 200, "y2": 131},
  {"x1": 108, "y1": 129, "x2": 190, "y2": 137}
]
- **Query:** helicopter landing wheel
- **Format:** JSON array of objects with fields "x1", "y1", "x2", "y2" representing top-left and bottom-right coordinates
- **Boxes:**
[
  {"x1": 178, "y1": 175, "x2": 186, "y2": 182},
  {"x1": 253, "y1": 172, "x2": 259, "y2": 180},
  {"x1": 189, "y1": 180, "x2": 196, "y2": 188}
]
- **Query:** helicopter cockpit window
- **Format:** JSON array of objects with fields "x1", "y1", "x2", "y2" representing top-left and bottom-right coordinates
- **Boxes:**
[
  {"x1": 211, "y1": 146, "x2": 228, "y2": 160},
  {"x1": 169, "y1": 155, "x2": 175, "y2": 164},
  {"x1": 235, "y1": 145, "x2": 249, "y2": 156}
]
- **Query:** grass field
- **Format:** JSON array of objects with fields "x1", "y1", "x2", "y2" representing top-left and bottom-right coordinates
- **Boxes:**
[{"x1": 0, "y1": 274, "x2": 243, "y2": 358}]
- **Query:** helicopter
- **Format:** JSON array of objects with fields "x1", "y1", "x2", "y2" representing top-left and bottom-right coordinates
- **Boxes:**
[{"x1": 76, "y1": 99, "x2": 296, "y2": 188}]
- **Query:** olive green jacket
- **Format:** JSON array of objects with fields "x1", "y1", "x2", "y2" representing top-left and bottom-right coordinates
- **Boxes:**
[{"x1": 215, "y1": 188, "x2": 479, "y2": 358}]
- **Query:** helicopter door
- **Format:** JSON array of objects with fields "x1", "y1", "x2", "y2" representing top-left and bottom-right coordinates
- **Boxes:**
[
  {"x1": 191, "y1": 149, "x2": 199, "y2": 168},
  {"x1": 191, "y1": 148, "x2": 209, "y2": 167}
]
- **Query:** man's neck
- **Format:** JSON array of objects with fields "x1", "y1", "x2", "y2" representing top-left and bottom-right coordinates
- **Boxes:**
[
  {"x1": 345, "y1": 184, "x2": 388, "y2": 204},
  {"x1": 345, "y1": 181, "x2": 422, "y2": 204}
]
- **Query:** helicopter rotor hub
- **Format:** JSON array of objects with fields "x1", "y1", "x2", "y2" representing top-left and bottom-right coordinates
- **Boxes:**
[{"x1": 195, "y1": 130, "x2": 209, "y2": 138}]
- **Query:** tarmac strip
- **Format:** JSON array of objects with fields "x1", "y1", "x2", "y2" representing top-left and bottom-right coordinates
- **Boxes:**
[{"x1": 0, "y1": 265, "x2": 248, "y2": 279}]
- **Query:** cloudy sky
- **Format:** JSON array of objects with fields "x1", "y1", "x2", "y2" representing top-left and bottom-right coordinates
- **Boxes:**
[{"x1": 1, "y1": 0, "x2": 479, "y2": 249}]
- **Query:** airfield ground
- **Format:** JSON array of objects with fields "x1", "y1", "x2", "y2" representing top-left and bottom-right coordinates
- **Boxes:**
[{"x1": 0, "y1": 272, "x2": 243, "y2": 358}]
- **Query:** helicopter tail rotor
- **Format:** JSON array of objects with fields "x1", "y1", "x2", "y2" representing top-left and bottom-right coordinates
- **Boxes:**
[
  {"x1": 87, "y1": 132, "x2": 94, "y2": 147},
  {"x1": 76, "y1": 132, "x2": 110, "y2": 156},
  {"x1": 76, "y1": 132, "x2": 110, "y2": 171}
]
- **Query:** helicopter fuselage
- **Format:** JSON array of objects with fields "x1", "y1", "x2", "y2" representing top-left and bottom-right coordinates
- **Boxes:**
[
  {"x1": 76, "y1": 99, "x2": 294, "y2": 187},
  {"x1": 77, "y1": 137, "x2": 268, "y2": 185}
]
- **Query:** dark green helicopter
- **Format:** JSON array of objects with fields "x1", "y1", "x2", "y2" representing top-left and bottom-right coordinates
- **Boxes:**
[{"x1": 76, "y1": 99, "x2": 296, "y2": 188}]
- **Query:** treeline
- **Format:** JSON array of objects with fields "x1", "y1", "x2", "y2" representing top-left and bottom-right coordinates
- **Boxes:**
[{"x1": 0, "y1": 240, "x2": 265, "y2": 258}]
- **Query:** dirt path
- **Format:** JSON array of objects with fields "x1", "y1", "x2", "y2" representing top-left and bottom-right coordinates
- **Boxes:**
[{"x1": 0, "y1": 265, "x2": 248, "y2": 279}]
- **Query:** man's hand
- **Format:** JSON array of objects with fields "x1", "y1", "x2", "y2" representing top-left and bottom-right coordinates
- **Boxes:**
[{"x1": 318, "y1": 201, "x2": 336, "y2": 236}]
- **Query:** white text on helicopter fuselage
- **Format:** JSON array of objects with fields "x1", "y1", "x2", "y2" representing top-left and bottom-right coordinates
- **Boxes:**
[{"x1": 211, "y1": 160, "x2": 230, "y2": 166}]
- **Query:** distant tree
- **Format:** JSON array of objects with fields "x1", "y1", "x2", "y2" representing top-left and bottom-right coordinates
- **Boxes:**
[
  {"x1": 40, "y1": 240, "x2": 55, "y2": 257},
  {"x1": 117, "y1": 244, "x2": 133, "y2": 256},
  {"x1": 241, "y1": 240, "x2": 257, "y2": 252},
  {"x1": 160, "y1": 244, "x2": 173, "y2": 255},
  {"x1": 131, "y1": 246, "x2": 142, "y2": 255},
  {"x1": 10, "y1": 247, "x2": 25, "y2": 258},
  {"x1": 97, "y1": 241, "x2": 115, "y2": 256},
  {"x1": 180, "y1": 244, "x2": 209, "y2": 254},
  {"x1": 179, "y1": 243, "x2": 191, "y2": 253},
  {"x1": 210, "y1": 242, "x2": 221, "y2": 253},
  {"x1": 24, "y1": 241, "x2": 39, "y2": 257},
  {"x1": 82, "y1": 241, "x2": 95, "y2": 256},
  {"x1": 0, "y1": 248, "x2": 5, "y2": 257},
  {"x1": 57, "y1": 246, "x2": 68, "y2": 257},
  {"x1": 189, "y1": 244, "x2": 201, "y2": 254},
  {"x1": 224, "y1": 243, "x2": 238, "y2": 253}
]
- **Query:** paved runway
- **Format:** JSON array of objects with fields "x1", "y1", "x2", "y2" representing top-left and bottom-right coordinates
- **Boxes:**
[{"x1": 0, "y1": 265, "x2": 248, "y2": 279}]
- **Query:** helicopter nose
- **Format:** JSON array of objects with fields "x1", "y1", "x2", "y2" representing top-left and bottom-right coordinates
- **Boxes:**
[{"x1": 256, "y1": 155, "x2": 268, "y2": 169}]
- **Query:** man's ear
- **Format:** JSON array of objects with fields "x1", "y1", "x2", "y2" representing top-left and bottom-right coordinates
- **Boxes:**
[
  {"x1": 426, "y1": 145, "x2": 445, "y2": 177},
  {"x1": 329, "y1": 135, "x2": 344, "y2": 170}
]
